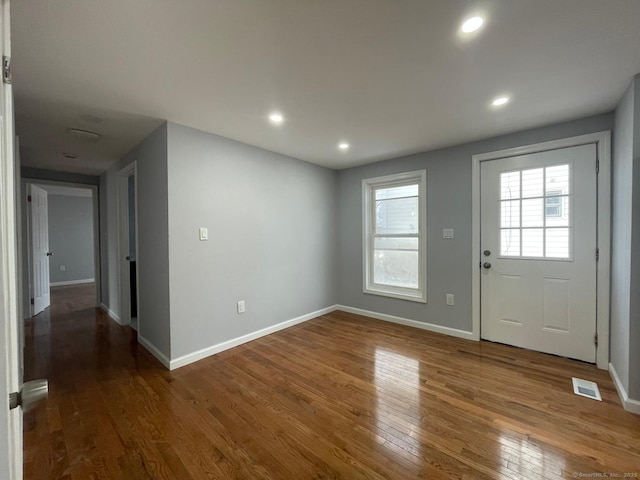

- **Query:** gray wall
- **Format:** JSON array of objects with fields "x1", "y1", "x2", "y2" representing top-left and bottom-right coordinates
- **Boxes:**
[
  {"x1": 166, "y1": 123, "x2": 338, "y2": 359},
  {"x1": 611, "y1": 81, "x2": 634, "y2": 395},
  {"x1": 100, "y1": 123, "x2": 171, "y2": 358},
  {"x1": 47, "y1": 194, "x2": 95, "y2": 283},
  {"x1": 611, "y1": 73, "x2": 640, "y2": 401},
  {"x1": 633, "y1": 77, "x2": 640, "y2": 400},
  {"x1": 336, "y1": 113, "x2": 613, "y2": 332}
]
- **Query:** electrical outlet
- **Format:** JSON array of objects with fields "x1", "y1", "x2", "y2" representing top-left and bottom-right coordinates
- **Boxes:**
[
  {"x1": 59, "y1": 265, "x2": 66, "y2": 271},
  {"x1": 443, "y1": 228, "x2": 454, "y2": 239},
  {"x1": 237, "y1": 300, "x2": 245, "y2": 314},
  {"x1": 446, "y1": 294, "x2": 455, "y2": 306}
]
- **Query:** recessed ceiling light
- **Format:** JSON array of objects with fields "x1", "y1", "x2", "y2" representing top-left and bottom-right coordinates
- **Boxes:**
[
  {"x1": 338, "y1": 142, "x2": 350, "y2": 150},
  {"x1": 492, "y1": 96, "x2": 510, "y2": 107},
  {"x1": 62, "y1": 152, "x2": 78, "y2": 159},
  {"x1": 461, "y1": 16, "x2": 484, "y2": 33},
  {"x1": 67, "y1": 128, "x2": 101, "y2": 142},
  {"x1": 269, "y1": 112, "x2": 284, "y2": 124}
]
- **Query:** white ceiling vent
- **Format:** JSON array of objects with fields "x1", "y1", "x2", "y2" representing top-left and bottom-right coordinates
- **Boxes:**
[{"x1": 572, "y1": 377, "x2": 602, "y2": 401}]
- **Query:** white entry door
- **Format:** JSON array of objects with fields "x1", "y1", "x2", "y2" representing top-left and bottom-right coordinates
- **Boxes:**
[
  {"x1": 29, "y1": 184, "x2": 50, "y2": 315},
  {"x1": 480, "y1": 143, "x2": 598, "y2": 363}
]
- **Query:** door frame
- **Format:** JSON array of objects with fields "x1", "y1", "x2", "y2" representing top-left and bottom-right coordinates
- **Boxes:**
[
  {"x1": 471, "y1": 131, "x2": 611, "y2": 369},
  {"x1": 117, "y1": 161, "x2": 139, "y2": 329},
  {"x1": 21, "y1": 179, "x2": 100, "y2": 317}
]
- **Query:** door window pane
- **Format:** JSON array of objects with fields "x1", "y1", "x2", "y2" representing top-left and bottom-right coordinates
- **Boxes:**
[
  {"x1": 546, "y1": 196, "x2": 569, "y2": 226},
  {"x1": 522, "y1": 168, "x2": 544, "y2": 198},
  {"x1": 501, "y1": 229, "x2": 520, "y2": 256},
  {"x1": 546, "y1": 228, "x2": 570, "y2": 258},
  {"x1": 501, "y1": 171, "x2": 520, "y2": 200},
  {"x1": 522, "y1": 198, "x2": 544, "y2": 227},
  {"x1": 501, "y1": 200, "x2": 520, "y2": 228},
  {"x1": 546, "y1": 164, "x2": 570, "y2": 195},
  {"x1": 522, "y1": 229, "x2": 544, "y2": 257}
]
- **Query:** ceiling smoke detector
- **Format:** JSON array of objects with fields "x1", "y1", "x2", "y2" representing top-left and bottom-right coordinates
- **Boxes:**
[{"x1": 67, "y1": 128, "x2": 102, "y2": 143}]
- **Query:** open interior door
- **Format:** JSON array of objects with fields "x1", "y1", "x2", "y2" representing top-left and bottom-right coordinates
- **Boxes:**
[
  {"x1": 0, "y1": 1, "x2": 22, "y2": 477},
  {"x1": 1, "y1": 3, "x2": 48, "y2": 478},
  {"x1": 29, "y1": 184, "x2": 50, "y2": 315}
]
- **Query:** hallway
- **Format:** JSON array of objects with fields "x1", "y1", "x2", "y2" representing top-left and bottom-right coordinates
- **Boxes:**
[{"x1": 23, "y1": 284, "x2": 148, "y2": 478}]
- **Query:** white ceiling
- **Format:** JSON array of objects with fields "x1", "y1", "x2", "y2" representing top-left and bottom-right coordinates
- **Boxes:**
[{"x1": 12, "y1": 0, "x2": 640, "y2": 175}]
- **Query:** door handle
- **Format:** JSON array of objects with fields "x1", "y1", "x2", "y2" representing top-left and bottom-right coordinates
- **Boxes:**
[
  {"x1": 126, "y1": 256, "x2": 131, "y2": 261},
  {"x1": 9, "y1": 379, "x2": 48, "y2": 411},
  {"x1": 46, "y1": 252, "x2": 53, "y2": 256},
  {"x1": 483, "y1": 262, "x2": 492, "y2": 269}
]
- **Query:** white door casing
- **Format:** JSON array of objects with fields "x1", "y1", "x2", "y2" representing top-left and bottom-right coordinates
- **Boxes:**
[
  {"x1": 0, "y1": 0, "x2": 22, "y2": 477},
  {"x1": 29, "y1": 184, "x2": 50, "y2": 315},
  {"x1": 471, "y1": 131, "x2": 611, "y2": 370},
  {"x1": 480, "y1": 144, "x2": 597, "y2": 362}
]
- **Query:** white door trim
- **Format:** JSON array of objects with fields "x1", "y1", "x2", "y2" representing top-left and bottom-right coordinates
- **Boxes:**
[
  {"x1": 21, "y1": 179, "x2": 100, "y2": 317},
  {"x1": 472, "y1": 131, "x2": 611, "y2": 369},
  {"x1": 117, "y1": 162, "x2": 139, "y2": 329}
]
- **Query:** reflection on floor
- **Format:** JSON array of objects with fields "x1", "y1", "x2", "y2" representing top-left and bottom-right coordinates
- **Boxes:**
[
  {"x1": 130, "y1": 316, "x2": 138, "y2": 331},
  {"x1": 23, "y1": 287, "x2": 640, "y2": 479}
]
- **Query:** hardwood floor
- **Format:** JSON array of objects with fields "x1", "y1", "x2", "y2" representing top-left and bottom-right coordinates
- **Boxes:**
[{"x1": 24, "y1": 285, "x2": 640, "y2": 479}]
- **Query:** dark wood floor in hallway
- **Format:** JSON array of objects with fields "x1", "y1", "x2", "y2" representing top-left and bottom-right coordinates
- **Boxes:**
[{"x1": 24, "y1": 284, "x2": 640, "y2": 479}]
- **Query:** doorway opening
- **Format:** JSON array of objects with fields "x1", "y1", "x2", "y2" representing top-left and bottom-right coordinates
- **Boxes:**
[{"x1": 22, "y1": 180, "x2": 100, "y2": 319}]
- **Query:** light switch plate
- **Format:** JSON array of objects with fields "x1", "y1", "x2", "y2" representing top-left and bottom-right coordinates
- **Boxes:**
[
  {"x1": 199, "y1": 227, "x2": 208, "y2": 241},
  {"x1": 443, "y1": 228, "x2": 454, "y2": 239}
]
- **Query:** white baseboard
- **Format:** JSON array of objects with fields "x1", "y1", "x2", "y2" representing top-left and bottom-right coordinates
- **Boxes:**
[
  {"x1": 138, "y1": 335, "x2": 171, "y2": 369},
  {"x1": 169, "y1": 305, "x2": 337, "y2": 370},
  {"x1": 334, "y1": 304, "x2": 476, "y2": 341},
  {"x1": 50, "y1": 278, "x2": 95, "y2": 287},
  {"x1": 609, "y1": 362, "x2": 640, "y2": 415},
  {"x1": 99, "y1": 303, "x2": 122, "y2": 325}
]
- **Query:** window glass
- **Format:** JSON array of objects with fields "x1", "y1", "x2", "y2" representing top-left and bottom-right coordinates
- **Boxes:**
[
  {"x1": 363, "y1": 172, "x2": 426, "y2": 302},
  {"x1": 499, "y1": 164, "x2": 571, "y2": 259}
]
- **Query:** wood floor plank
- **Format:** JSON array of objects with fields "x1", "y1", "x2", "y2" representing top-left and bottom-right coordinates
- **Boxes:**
[{"x1": 23, "y1": 284, "x2": 640, "y2": 479}]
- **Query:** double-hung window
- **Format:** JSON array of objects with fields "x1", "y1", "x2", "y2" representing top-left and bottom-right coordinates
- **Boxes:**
[{"x1": 362, "y1": 170, "x2": 426, "y2": 302}]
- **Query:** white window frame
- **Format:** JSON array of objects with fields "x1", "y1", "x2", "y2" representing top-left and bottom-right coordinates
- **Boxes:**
[{"x1": 362, "y1": 170, "x2": 427, "y2": 303}]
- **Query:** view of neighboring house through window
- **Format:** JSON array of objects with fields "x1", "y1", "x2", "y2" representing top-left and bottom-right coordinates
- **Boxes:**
[
  {"x1": 362, "y1": 170, "x2": 426, "y2": 302},
  {"x1": 500, "y1": 164, "x2": 571, "y2": 259}
]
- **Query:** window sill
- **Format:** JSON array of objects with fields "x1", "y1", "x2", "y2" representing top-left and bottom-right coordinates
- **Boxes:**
[{"x1": 363, "y1": 287, "x2": 427, "y2": 304}]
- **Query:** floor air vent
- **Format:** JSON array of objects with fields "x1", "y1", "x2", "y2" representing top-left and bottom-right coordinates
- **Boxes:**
[{"x1": 572, "y1": 377, "x2": 602, "y2": 401}]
